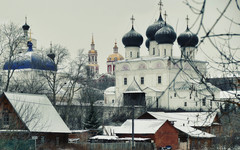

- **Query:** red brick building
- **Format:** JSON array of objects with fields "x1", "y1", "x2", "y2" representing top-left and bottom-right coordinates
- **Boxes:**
[
  {"x1": 0, "y1": 92, "x2": 71, "y2": 146},
  {"x1": 115, "y1": 119, "x2": 179, "y2": 149}
]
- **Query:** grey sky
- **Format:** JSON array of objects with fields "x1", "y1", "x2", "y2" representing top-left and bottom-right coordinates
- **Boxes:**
[{"x1": 0, "y1": 0, "x2": 239, "y2": 74}]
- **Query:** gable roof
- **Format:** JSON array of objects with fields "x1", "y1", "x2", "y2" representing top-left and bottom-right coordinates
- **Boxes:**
[
  {"x1": 115, "y1": 119, "x2": 166, "y2": 134},
  {"x1": 143, "y1": 87, "x2": 162, "y2": 92},
  {"x1": 124, "y1": 78, "x2": 144, "y2": 94},
  {"x1": 174, "y1": 124, "x2": 216, "y2": 138},
  {"x1": 143, "y1": 112, "x2": 218, "y2": 127},
  {"x1": 3, "y1": 92, "x2": 71, "y2": 133}
]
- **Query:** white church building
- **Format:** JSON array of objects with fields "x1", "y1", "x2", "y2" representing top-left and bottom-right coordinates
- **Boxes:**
[{"x1": 104, "y1": 7, "x2": 220, "y2": 111}]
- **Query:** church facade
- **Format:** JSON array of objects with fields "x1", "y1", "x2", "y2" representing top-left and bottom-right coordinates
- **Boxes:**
[{"x1": 105, "y1": 6, "x2": 220, "y2": 111}]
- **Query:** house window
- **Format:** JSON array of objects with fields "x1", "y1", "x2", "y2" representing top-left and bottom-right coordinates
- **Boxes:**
[
  {"x1": 112, "y1": 99, "x2": 114, "y2": 103},
  {"x1": 3, "y1": 109, "x2": 9, "y2": 126},
  {"x1": 158, "y1": 76, "x2": 161, "y2": 84},
  {"x1": 130, "y1": 52, "x2": 132, "y2": 57},
  {"x1": 174, "y1": 93, "x2": 177, "y2": 97},
  {"x1": 164, "y1": 49, "x2": 166, "y2": 56},
  {"x1": 41, "y1": 136, "x2": 45, "y2": 144},
  {"x1": 137, "y1": 52, "x2": 139, "y2": 58},
  {"x1": 141, "y1": 77, "x2": 144, "y2": 84},
  {"x1": 153, "y1": 48, "x2": 155, "y2": 55},
  {"x1": 184, "y1": 102, "x2": 187, "y2": 106},
  {"x1": 56, "y1": 137, "x2": 59, "y2": 146},
  {"x1": 124, "y1": 78, "x2": 127, "y2": 85},
  {"x1": 196, "y1": 102, "x2": 198, "y2": 106},
  {"x1": 202, "y1": 98, "x2": 206, "y2": 106}
]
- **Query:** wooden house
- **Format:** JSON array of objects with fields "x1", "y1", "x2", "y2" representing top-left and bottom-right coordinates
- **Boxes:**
[
  {"x1": 0, "y1": 92, "x2": 71, "y2": 146},
  {"x1": 115, "y1": 119, "x2": 179, "y2": 150}
]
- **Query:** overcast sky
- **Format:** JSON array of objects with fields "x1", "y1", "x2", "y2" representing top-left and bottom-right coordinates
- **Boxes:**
[{"x1": 0, "y1": 0, "x2": 239, "y2": 74}]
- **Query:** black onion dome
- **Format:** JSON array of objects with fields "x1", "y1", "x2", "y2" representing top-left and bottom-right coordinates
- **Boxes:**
[
  {"x1": 47, "y1": 53, "x2": 55, "y2": 61},
  {"x1": 155, "y1": 25, "x2": 176, "y2": 44},
  {"x1": 177, "y1": 28, "x2": 199, "y2": 47},
  {"x1": 146, "y1": 14, "x2": 174, "y2": 41},
  {"x1": 22, "y1": 23, "x2": 30, "y2": 30},
  {"x1": 145, "y1": 39, "x2": 150, "y2": 49},
  {"x1": 122, "y1": 27, "x2": 143, "y2": 47}
]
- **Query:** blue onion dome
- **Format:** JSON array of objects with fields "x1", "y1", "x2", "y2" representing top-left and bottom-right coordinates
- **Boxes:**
[
  {"x1": 155, "y1": 24, "x2": 176, "y2": 44},
  {"x1": 177, "y1": 27, "x2": 199, "y2": 47},
  {"x1": 145, "y1": 39, "x2": 150, "y2": 49},
  {"x1": 3, "y1": 41, "x2": 56, "y2": 71},
  {"x1": 146, "y1": 14, "x2": 174, "y2": 41},
  {"x1": 22, "y1": 23, "x2": 30, "y2": 30},
  {"x1": 122, "y1": 26, "x2": 143, "y2": 47}
]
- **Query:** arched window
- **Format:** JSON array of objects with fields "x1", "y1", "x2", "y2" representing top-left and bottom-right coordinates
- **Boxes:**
[
  {"x1": 153, "y1": 48, "x2": 155, "y2": 55},
  {"x1": 130, "y1": 52, "x2": 132, "y2": 57}
]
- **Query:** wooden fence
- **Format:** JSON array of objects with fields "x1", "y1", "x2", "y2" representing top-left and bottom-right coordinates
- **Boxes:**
[{"x1": 69, "y1": 142, "x2": 156, "y2": 150}]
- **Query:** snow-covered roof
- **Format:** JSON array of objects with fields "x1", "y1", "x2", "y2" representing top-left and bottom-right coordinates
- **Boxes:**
[
  {"x1": 71, "y1": 130, "x2": 89, "y2": 133},
  {"x1": 220, "y1": 90, "x2": 240, "y2": 99},
  {"x1": 119, "y1": 137, "x2": 151, "y2": 141},
  {"x1": 174, "y1": 124, "x2": 216, "y2": 138},
  {"x1": 115, "y1": 119, "x2": 166, "y2": 134},
  {"x1": 104, "y1": 86, "x2": 116, "y2": 95},
  {"x1": 171, "y1": 79, "x2": 218, "y2": 91},
  {"x1": 90, "y1": 135, "x2": 118, "y2": 140},
  {"x1": 4, "y1": 92, "x2": 71, "y2": 133},
  {"x1": 103, "y1": 126, "x2": 120, "y2": 136},
  {"x1": 143, "y1": 87, "x2": 162, "y2": 92},
  {"x1": 89, "y1": 135, "x2": 151, "y2": 141},
  {"x1": 147, "y1": 112, "x2": 218, "y2": 127},
  {"x1": 117, "y1": 56, "x2": 207, "y2": 64}
]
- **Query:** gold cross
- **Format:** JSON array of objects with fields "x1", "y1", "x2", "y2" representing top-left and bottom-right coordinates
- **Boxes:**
[{"x1": 29, "y1": 29, "x2": 32, "y2": 41}]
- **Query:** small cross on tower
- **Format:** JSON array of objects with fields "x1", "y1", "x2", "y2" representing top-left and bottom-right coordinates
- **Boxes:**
[
  {"x1": 186, "y1": 15, "x2": 190, "y2": 29},
  {"x1": 164, "y1": 11, "x2": 167, "y2": 24},
  {"x1": 50, "y1": 41, "x2": 53, "y2": 53},
  {"x1": 25, "y1": 16, "x2": 27, "y2": 24},
  {"x1": 130, "y1": 15, "x2": 135, "y2": 27},
  {"x1": 158, "y1": 0, "x2": 163, "y2": 14}
]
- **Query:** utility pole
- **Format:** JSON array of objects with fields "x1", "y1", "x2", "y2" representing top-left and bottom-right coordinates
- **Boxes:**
[{"x1": 132, "y1": 104, "x2": 135, "y2": 150}]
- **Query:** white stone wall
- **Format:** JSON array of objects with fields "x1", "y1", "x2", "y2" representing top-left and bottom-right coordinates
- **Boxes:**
[
  {"x1": 125, "y1": 47, "x2": 140, "y2": 59},
  {"x1": 112, "y1": 56, "x2": 219, "y2": 110}
]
